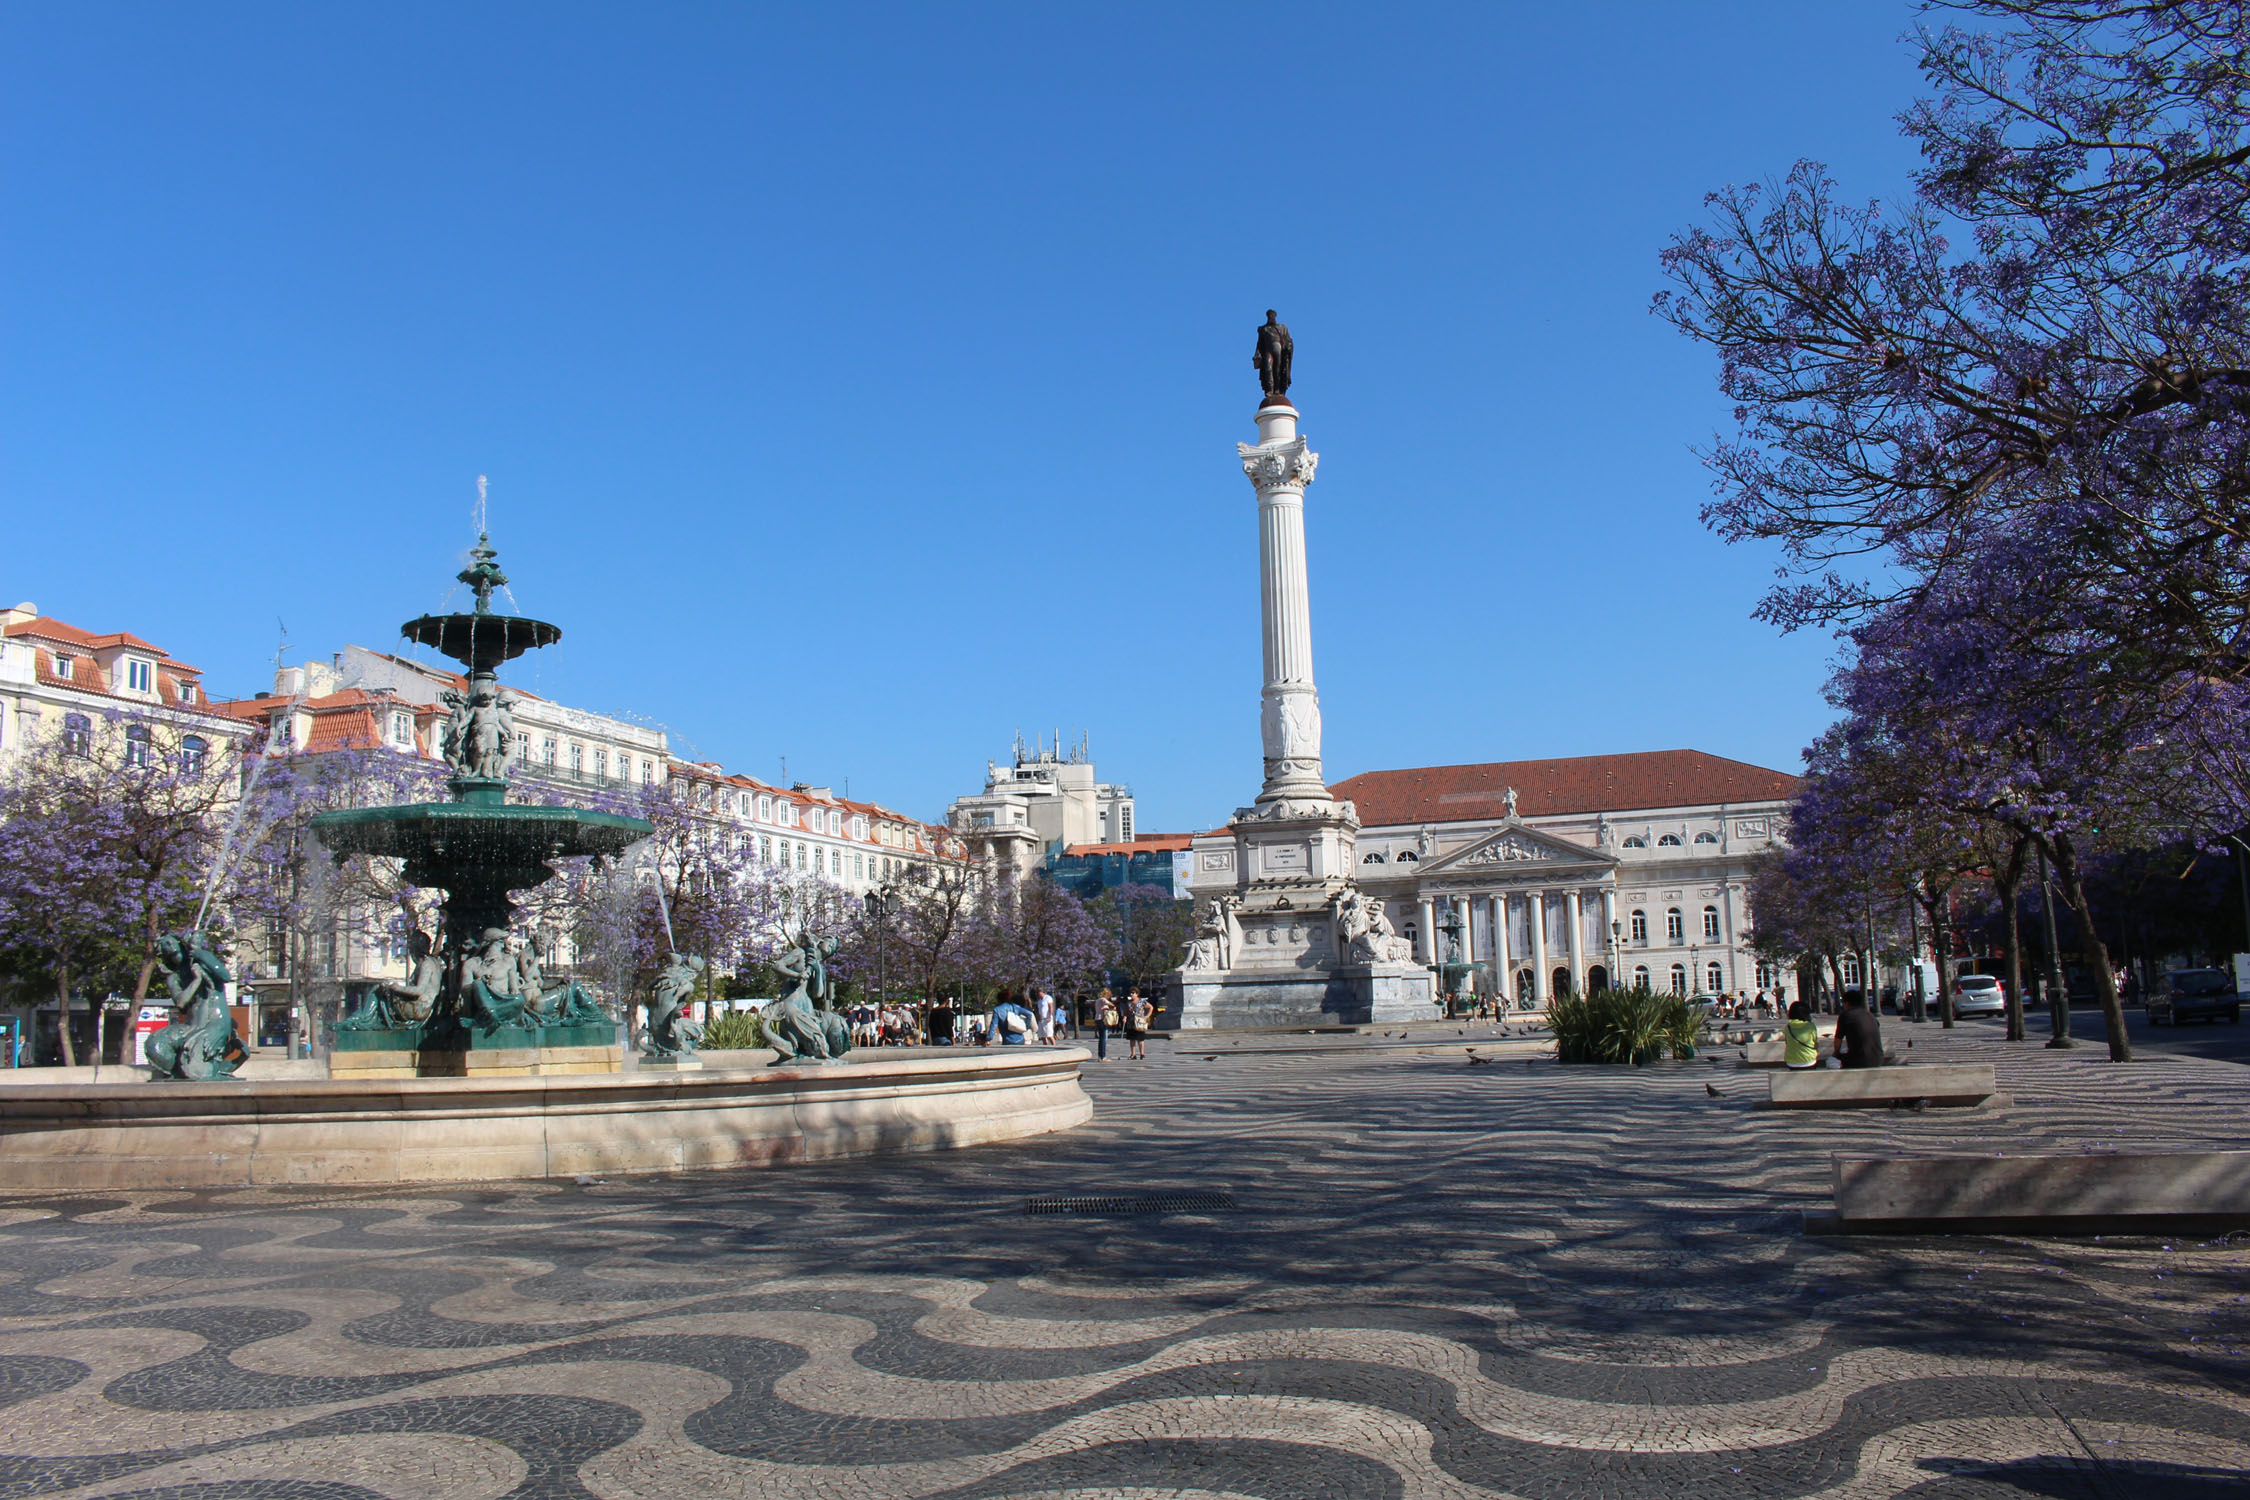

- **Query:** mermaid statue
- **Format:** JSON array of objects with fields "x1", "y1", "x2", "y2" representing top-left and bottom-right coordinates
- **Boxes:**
[{"x1": 146, "y1": 931, "x2": 244, "y2": 1081}]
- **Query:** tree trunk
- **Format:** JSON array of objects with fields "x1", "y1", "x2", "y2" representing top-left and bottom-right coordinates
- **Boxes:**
[
  {"x1": 1997, "y1": 837, "x2": 2029, "y2": 1043},
  {"x1": 1931, "y1": 884, "x2": 1956, "y2": 1029},
  {"x1": 54, "y1": 961, "x2": 75, "y2": 1068},
  {"x1": 2050, "y1": 832, "x2": 2131, "y2": 1062}
]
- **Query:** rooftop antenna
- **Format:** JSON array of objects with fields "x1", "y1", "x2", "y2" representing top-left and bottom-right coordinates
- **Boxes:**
[{"x1": 779, "y1": 755, "x2": 788, "y2": 784}]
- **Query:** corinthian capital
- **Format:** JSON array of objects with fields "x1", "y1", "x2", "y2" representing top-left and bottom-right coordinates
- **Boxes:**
[{"x1": 1237, "y1": 436, "x2": 1318, "y2": 491}]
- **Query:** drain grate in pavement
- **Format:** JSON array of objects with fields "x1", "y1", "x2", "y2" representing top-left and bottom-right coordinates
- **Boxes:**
[{"x1": 1026, "y1": 1192, "x2": 1238, "y2": 1216}]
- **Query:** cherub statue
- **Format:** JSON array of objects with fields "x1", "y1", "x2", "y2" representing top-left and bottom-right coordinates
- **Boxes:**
[
  {"x1": 643, "y1": 952, "x2": 706, "y2": 1058},
  {"x1": 762, "y1": 930, "x2": 851, "y2": 1064},
  {"x1": 437, "y1": 687, "x2": 473, "y2": 775},
  {"x1": 457, "y1": 686, "x2": 515, "y2": 779},
  {"x1": 146, "y1": 931, "x2": 244, "y2": 1080}
]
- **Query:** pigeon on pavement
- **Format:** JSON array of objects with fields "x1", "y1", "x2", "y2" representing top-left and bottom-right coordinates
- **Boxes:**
[{"x1": 1705, "y1": 1083, "x2": 1722, "y2": 1098}]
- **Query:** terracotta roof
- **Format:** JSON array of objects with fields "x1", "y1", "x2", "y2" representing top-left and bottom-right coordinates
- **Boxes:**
[
  {"x1": 1060, "y1": 834, "x2": 1194, "y2": 858},
  {"x1": 1331, "y1": 750, "x2": 1799, "y2": 827}
]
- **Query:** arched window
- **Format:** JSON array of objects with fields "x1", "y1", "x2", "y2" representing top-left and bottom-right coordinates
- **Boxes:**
[
  {"x1": 1629, "y1": 909, "x2": 1648, "y2": 943},
  {"x1": 1657, "y1": 833, "x2": 1683, "y2": 847},
  {"x1": 1756, "y1": 960, "x2": 1776, "y2": 989},
  {"x1": 1703, "y1": 905, "x2": 1721, "y2": 941},
  {"x1": 62, "y1": 713, "x2": 92, "y2": 757},
  {"x1": 1396, "y1": 850, "x2": 1418, "y2": 862},
  {"x1": 1665, "y1": 907, "x2": 1684, "y2": 943},
  {"x1": 180, "y1": 735, "x2": 208, "y2": 776},
  {"x1": 1670, "y1": 963, "x2": 1688, "y2": 995},
  {"x1": 1622, "y1": 836, "x2": 1647, "y2": 848},
  {"x1": 124, "y1": 724, "x2": 153, "y2": 767},
  {"x1": 1633, "y1": 964, "x2": 1651, "y2": 991},
  {"x1": 1841, "y1": 954, "x2": 1862, "y2": 984},
  {"x1": 1361, "y1": 851, "x2": 1386, "y2": 864},
  {"x1": 1706, "y1": 961, "x2": 1725, "y2": 994},
  {"x1": 1694, "y1": 831, "x2": 1718, "y2": 844}
]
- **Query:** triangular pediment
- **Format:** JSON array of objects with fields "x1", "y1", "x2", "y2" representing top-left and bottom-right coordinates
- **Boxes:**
[{"x1": 1418, "y1": 818, "x2": 1615, "y2": 875}]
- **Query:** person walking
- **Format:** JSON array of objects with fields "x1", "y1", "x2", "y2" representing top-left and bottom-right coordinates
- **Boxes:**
[
  {"x1": 1124, "y1": 988, "x2": 1152, "y2": 1061},
  {"x1": 1034, "y1": 988, "x2": 1057, "y2": 1046},
  {"x1": 1094, "y1": 988, "x2": 1117, "y2": 1061}
]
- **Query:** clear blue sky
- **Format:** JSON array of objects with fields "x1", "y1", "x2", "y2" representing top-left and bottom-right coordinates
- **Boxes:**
[{"x1": 2, "y1": 2, "x2": 1930, "y2": 832}]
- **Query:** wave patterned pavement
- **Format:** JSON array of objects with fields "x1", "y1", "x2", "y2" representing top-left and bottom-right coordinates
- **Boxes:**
[{"x1": 1, "y1": 1030, "x2": 2247, "y2": 1498}]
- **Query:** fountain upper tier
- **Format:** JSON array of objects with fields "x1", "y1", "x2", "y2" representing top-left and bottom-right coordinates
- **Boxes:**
[{"x1": 400, "y1": 533, "x2": 561, "y2": 672}]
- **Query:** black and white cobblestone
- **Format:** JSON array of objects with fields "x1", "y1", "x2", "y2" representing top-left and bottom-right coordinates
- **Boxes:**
[{"x1": 1, "y1": 1030, "x2": 2245, "y2": 1497}]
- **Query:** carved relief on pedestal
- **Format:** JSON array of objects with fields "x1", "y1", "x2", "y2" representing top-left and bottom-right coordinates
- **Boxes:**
[{"x1": 1260, "y1": 691, "x2": 1323, "y2": 766}]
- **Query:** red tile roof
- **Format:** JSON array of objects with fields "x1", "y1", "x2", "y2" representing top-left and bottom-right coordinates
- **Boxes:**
[
  {"x1": 1061, "y1": 834, "x2": 1194, "y2": 857},
  {"x1": 1331, "y1": 750, "x2": 1799, "y2": 827}
]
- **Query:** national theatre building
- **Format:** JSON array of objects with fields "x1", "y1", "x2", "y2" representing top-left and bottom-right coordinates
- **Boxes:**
[{"x1": 1318, "y1": 749, "x2": 1795, "y2": 1007}]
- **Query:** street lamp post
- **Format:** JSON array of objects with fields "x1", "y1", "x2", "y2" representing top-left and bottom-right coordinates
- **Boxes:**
[{"x1": 863, "y1": 886, "x2": 902, "y2": 1016}]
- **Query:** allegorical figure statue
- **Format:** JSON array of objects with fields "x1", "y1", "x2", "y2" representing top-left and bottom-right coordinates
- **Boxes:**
[
  {"x1": 341, "y1": 928, "x2": 443, "y2": 1030},
  {"x1": 1253, "y1": 309, "x2": 1292, "y2": 401},
  {"x1": 146, "y1": 931, "x2": 244, "y2": 1080},
  {"x1": 763, "y1": 930, "x2": 851, "y2": 1065},
  {"x1": 459, "y1": 928, "x2": 539, "y2": 1032},
  {"x1": 643, "y1": 952, "x2": 706, "y2": 1058},
  {"x1": 515, "y1": 937, "x2": 611, "y2": 1028}
]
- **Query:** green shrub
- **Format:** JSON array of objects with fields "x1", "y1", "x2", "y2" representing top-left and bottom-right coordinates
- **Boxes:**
[
  {"x1": 1551, "y1": 986, "x2": 1706, "y2": 1064},
  {"x1": 702, "y1": 1008, "x2": 766, "y2": 1050}
]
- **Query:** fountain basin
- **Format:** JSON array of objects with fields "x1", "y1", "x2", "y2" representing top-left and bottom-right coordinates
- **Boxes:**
[
  {"x1": 310, "y1": 795, "x2": 652, "y2": 872},
  {"x1": 0, "y1": 1048, "x2": 1093, "y2": 1190}
]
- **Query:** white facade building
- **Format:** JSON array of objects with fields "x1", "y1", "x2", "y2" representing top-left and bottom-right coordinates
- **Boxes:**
[
  {"x1": 1191, "y1": 749, "x2": 1799, "y2": 1007},
  {"x1": 0, "y1": 600, "x2": 252, "y2": 772}
]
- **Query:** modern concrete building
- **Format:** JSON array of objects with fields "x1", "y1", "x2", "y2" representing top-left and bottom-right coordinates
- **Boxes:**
[{"x1": 947, "y1": 733, "x2": 1135, "y2": 881}]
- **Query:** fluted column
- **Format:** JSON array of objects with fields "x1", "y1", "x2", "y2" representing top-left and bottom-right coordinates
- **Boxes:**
[
  {"x1": 1418, "y1": 896, "x2": 1436, "y2": 964},
  {"x1": 1238, "y1": 403, "x2": 1326, "y2": 806},
  {"x1": 1566, "y1": 889, "x2": 1585, "y2": 997},
  {"x1": 1493, "y1": 893, "x2": 1513, "y2": 1006},
  {"x1": 1530, "y1": 890, "x2": 1549, "y2": 1006}
]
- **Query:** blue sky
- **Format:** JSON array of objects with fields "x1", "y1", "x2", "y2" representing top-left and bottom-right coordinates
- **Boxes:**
[{"x1": 1, "y1": 2, "x2": 1931, "y2": 831}]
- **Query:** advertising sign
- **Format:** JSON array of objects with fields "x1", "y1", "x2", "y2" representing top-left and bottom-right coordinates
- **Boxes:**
[{"x1": 131, "y1": 1005, "x2": 168, "y2": 1066}]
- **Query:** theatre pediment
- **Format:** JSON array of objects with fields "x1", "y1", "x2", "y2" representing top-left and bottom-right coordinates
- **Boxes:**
[{"x1": 1417, "y1": 820, "x2": 1615, "y2": 877}]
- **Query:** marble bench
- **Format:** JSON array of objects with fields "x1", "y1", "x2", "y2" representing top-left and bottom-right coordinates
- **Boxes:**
[
  {"x1": 1819, "y1": 1149, "x2": 2250, "y2": 1235},
  {"x1": 1761, "y1": 1062, "x2": 2000, "y2": 1109}
]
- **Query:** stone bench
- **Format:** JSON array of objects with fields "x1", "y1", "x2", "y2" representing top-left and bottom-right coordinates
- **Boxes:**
[
  {"x1": 1738, "y1": 1025, "x2": 1836, "y2": 1067},
  {"x1": 1819, "y1": 1149, "x2": 2250, "y2": 1235},
  {"x1": 1760, "y1": 1062, "x2": 1999, "y2": 1109}
]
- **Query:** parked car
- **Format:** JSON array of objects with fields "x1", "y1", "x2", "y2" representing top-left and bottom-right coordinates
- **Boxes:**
[
  {"x1": 2147, "y1": 969, "x2": 2243, "y2": 1026},
  {"x1": 1952, "y1": 974, "x2": 2006, "y2": 1017}
]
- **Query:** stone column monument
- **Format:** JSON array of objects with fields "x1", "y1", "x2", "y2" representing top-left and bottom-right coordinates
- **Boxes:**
[{"x1": 1169, "y1": 313, "x2": 1437, "y2": 1029}]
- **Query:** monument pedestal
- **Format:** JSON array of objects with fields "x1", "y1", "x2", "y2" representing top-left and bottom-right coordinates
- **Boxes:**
[{"x1": 1167, "y1": 962, "x2": 1434, "y2": 1030}]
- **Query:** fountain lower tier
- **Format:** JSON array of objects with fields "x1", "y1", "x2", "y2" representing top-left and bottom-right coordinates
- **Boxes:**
[
  {"x1": 310, "y1": 780, "x2": 655, "y2": 1076},
  {"x1": 0, "y1": 1049, "x2": 1095, "y2": 1189}
]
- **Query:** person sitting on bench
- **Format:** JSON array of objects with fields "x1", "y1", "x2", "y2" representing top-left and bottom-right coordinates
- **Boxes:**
[
  {"x1": 1783, "y1": 1000, "x2": 1822, "y2": 1069},
  {"x1": 1832, "y1": 988, "x2": 1886, "y2": 1069}
]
